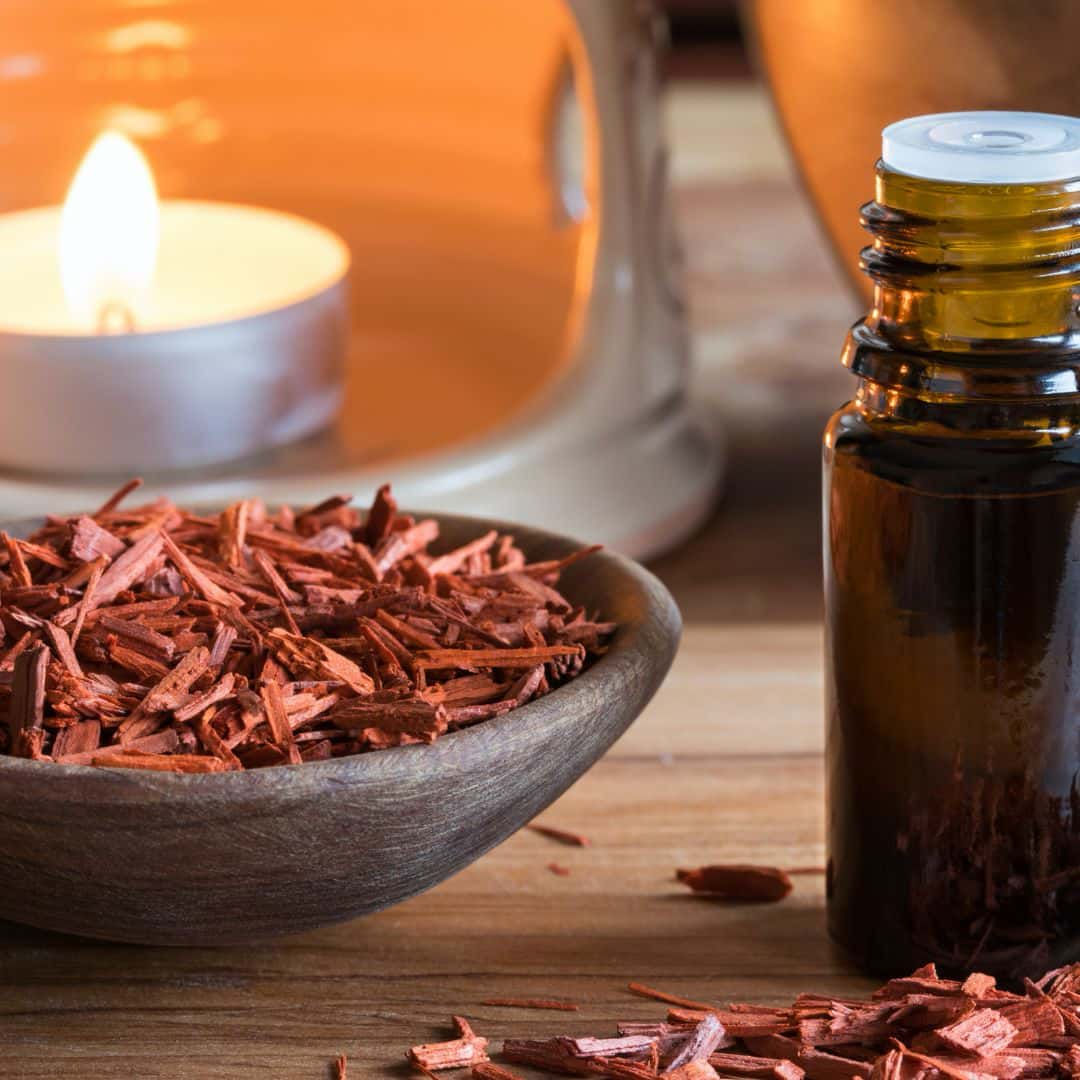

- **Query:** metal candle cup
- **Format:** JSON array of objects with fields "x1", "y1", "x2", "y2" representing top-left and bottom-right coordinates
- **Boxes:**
[{"x1": 0, "y1": 178, "x2": 349, "y2": 475}]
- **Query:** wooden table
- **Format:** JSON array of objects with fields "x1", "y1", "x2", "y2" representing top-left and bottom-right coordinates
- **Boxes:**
[{"x1": 0, "y1": 83, "x2": 874, "y2": 1077}]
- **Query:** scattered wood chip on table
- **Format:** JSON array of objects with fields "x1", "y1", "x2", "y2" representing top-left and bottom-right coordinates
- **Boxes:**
[
  {"x1": 527, "y1": 823, "x2": 592, "y2": 847},
  {"x1": 409, "y1": 1016, "x2": 490, "y2": 1071},
  {"x1": 676, "y1": 865, "x2": 794, "y2": 903},
  {"x1": 403, "y1": 960, "x2": 1080, "y2": 1078},
  {"x1": 0, "y1": 481, "x2": 613, "y2": 770}
]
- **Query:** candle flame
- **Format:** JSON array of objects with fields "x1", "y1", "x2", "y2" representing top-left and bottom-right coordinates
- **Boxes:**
[{"x1": 59, "y1": 131, "x2": 159, "y2": 331}]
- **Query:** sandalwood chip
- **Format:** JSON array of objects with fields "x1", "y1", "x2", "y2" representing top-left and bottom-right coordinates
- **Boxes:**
[
  {"x1": 628, "y1": 982, "x2": 720, "y2": 1013},
  {"x1": 528, "y1": 822, "x2": 592, "y2": 847},
  {"x1": 139, "y1": 647, "x2": 212, "y2": 715},
  {"x1": 559, "y1": 1035, "x2": 657, "y2": 1059},
  {"x1": 665, "y1": 1015, "x2": 729, "y2": 1072},
  {"x1": 94, "y1": 477, "x2": 143, "y2": 516},
  {"x1": 501, "y1": 1039, "x2": 582, "y2": 1071},
  {"x1": 409, "y1": 1017, "x2": 490, "y2": 1072},
  {"x1": 51, "y1": 719, "x2": 101, "y2": 759},
  {"x1": 69, "y1": 516, "x2": 126, "y2": 563},
  {"x1": 93, "y1": 751, "x2": 228, "y2": 773},
  {"x1": 2, "y1": 531, "x2": 32, "y2": 587},
  {"x1": 261, "y1": 680, "x2": 301, "y2": 765},
  {"x1": 472, "y1": 1065, "x2": 524, "y2": 1080},
  {"x1": 936, "y1": 1009, "x2": 1019, "y2": 1056},
  {"x1": 9, "y1": 645, "x2": 48, "y2": 759},
  {"x1": 0, "y1": 484, "x2": 612, "y2": 770},
  {"x1": 999, "y1": 1001, "x2": 1064, "y2": 1045},
  {"x1": 677, "y1": 865, "x2": 793, "y2": 903},
  {"x1": 92, "y1": 532, "x2": 166, "y2": 609}
]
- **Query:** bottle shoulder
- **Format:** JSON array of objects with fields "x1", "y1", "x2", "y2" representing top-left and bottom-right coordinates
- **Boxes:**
[
  {"x1": 824, "y1": 402, "x2": 866, "y2": 444},
  {"x1": 825, "y1": 398, "x2": 1080, "y2": 496}
]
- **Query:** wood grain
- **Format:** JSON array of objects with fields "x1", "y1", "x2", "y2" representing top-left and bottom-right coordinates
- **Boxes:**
[{"x1": 0, "y1": 83, "x2": 865, "y2": 1076}]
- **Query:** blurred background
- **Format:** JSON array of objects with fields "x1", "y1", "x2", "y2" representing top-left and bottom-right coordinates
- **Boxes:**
[
  {"x1": 0, "y1": 0, "x2": 858, "y2": 581},
  {"x1": 650, "y1": 0, "x2": 1080, "y2": 615},
  {"x1": 14, "y1": 7, "x2": 1080, "y2": 1069},
  {"x1": 649, "y1": 0, "x2": 853, "y2": 619},
  {"x1": 663, "y1": 0, "x2": 751, "y2": 78},
  {"x1": 7, "y1": 0, "x2": 1073, "y2": 599}
]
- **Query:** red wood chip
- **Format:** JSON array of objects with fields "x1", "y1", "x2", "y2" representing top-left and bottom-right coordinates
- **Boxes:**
[
  {"x1": 93, "y1": 751, "x2": 228, "y2": 773},
  {"x1": 93, "y1": 477, "x2": 143, "y2": 516},
  {"x1": 9, "y1": 645, "x2": 48, "y2": 759},
  {"x1": 665, "y1": 1014, "x2": 729, "y2": 1072},
  {"x1": 2, "y1": 531, "x2": 32, "y2": 588},
  {"x1": 69, "y1": 516, "x2": 126, "y2": 562},
  {"x1": 999, "y1": 1000, "x2": 1064, "y2": 1045},
  {"x1": 260, "y1": 680, "x2": 301, "y2": 765},
  {"x1": 472, "y1": 1065, "x2": 524, "y2": 1080},
  {"x1": 503, "y1": 1036, "x2": 658, "y2": 1073},
  {"x1": 628, "y1": 982, "x2": 720, "y2": 1013},
  {"x1": 409, "y1": 1016, "x2": 490, "y2": 1072},
  {"x1": 559, "y1": 1035, "x2": 657, "y2": 1059},
  {"x1": 936, "y1": 1009, "x2": 1019, "y2": 1056},
  {"x1": 527, "y1": 822, "x2": 592, "y2": 847},
  {"x1": 92, "y1": 532, "x2": 166, "y2": 609},
  {"x1": 52, "y1": 719, "x2": 101, "y2": 759},
  {"x1": 677, "y1": 865, "x2": 793, "y2": 903},
  {"x1": 1064, "y1": 1046, "x2": 1080, "y2": 1079}
]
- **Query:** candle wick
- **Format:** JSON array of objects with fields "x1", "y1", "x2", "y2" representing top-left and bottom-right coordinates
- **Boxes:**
[{"x1": 96, "y1": 301, "x2": 137, "y2": 335}]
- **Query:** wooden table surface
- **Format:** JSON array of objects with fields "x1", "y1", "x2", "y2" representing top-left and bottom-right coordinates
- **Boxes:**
[{"x1": 0, "y1": 82, "x2": 872, "y2": 1077}]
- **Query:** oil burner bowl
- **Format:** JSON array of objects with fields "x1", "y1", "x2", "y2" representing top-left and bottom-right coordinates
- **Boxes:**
[{"x1": 0, "y1": 511, "x2": 680, "y2": 945}]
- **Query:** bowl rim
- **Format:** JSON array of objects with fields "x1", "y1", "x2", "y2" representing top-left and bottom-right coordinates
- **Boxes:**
[{"x1": 0, "y1": 508, "x2": 682, "y2": 794}]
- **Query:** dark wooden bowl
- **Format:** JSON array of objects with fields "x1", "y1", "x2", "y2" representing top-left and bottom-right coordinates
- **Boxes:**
[{"x1": 0, "y1": 512, "x2": 680, "y2": 946}]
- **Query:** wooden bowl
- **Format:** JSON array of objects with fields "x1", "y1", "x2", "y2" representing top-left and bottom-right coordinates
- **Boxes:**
[{"x1": 0, "y1": 512, "x2": 680, "y2": 945}]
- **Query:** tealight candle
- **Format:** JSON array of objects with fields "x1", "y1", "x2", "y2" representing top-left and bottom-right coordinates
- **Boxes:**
[{"x1": 0, "y1": 132, "x2": 350, "y2": 475}]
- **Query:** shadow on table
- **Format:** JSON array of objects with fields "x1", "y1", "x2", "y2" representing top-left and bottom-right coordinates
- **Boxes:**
[{"x1": 651, "y1": 401, "x2": 832, "y2": 627}]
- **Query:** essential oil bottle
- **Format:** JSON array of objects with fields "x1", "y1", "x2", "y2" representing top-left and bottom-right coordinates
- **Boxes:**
[{"x1": 824, "y1": 112, "x2": 1080, "y2": 982}]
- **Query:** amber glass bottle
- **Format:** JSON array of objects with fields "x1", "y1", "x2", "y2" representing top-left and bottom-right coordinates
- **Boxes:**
[{"x1": 825, "y1": 112, "x2": 1080, "y2": 982}]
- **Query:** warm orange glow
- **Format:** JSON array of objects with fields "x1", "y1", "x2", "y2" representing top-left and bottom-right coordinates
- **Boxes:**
[
  {"x1": 59, "y1": 131, "x2": 159, "y2": 331},
  {"x1": 3, "y1": 0, "x2": 590, "y2": 452}
]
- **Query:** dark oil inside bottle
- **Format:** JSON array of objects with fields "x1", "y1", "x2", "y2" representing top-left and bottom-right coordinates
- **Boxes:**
[{"x1": 825, "y1": 161, "x2": 1080, "y2": 981}]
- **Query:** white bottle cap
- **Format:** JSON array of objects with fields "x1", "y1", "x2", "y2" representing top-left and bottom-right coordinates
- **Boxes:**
[{"x1": 882, "y1": 111, "x2": 1080, "y2": 183}]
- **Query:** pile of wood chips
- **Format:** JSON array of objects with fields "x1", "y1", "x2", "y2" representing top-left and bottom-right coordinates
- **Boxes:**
[
  {"x1": 403, "y1": 962, "x2": 1080, "y2": 1079},
  {"x1": 0, "y1": 481, "x2": 613, "y2": 771}
]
